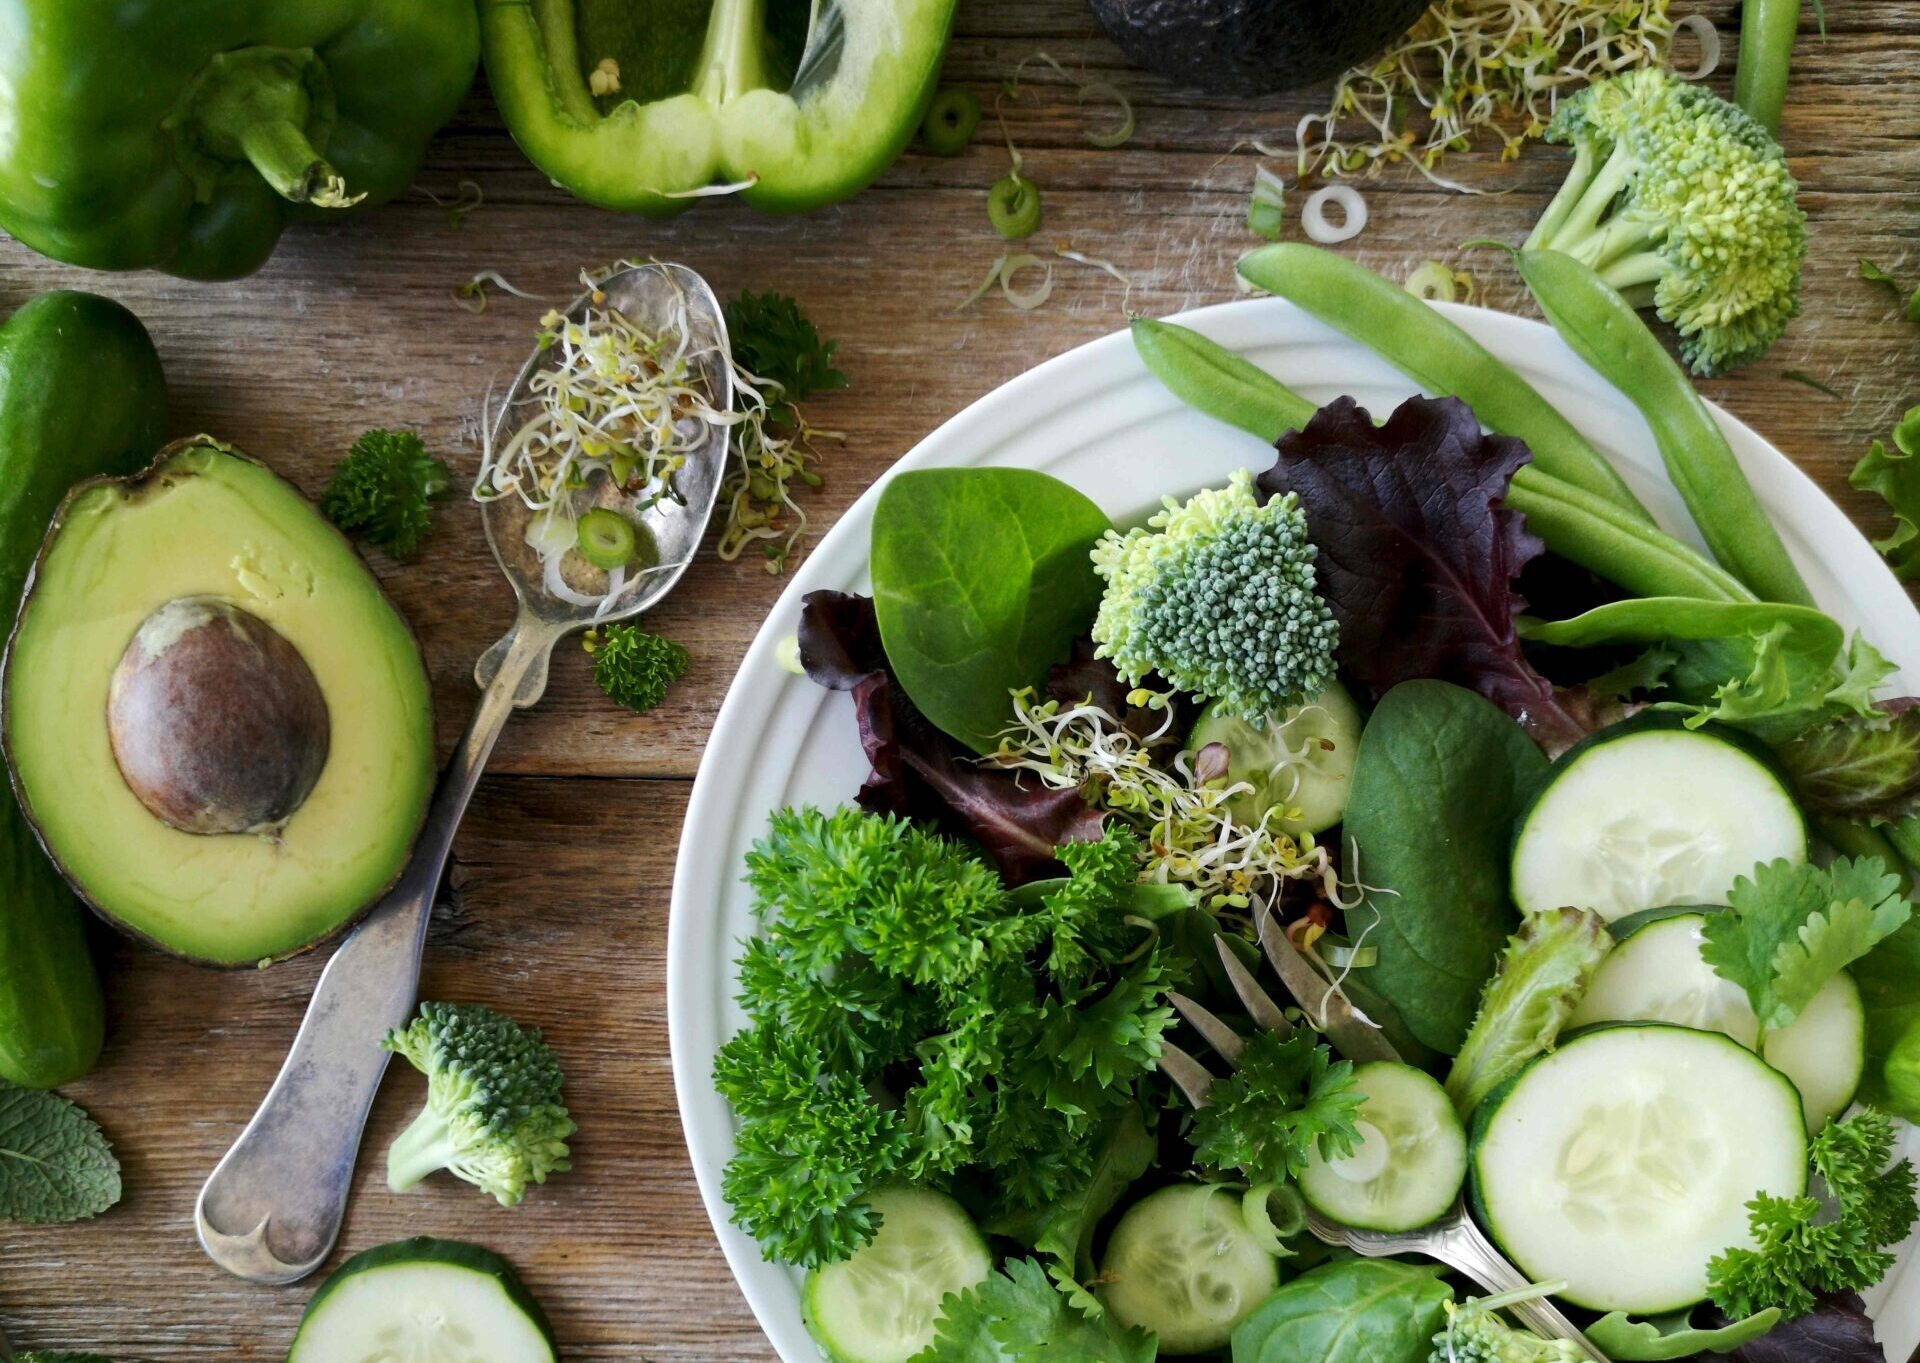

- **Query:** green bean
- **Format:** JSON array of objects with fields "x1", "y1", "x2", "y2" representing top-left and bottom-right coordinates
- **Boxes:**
[
  {"x1": 1734, "y1": 0, "x2": 1801, "y2": 134},
  {"x1": 1236, "y1": 243, "x2": 1654, "y2": 524},
  {"x1": 1518, "y1": 249, "x2": 1816, "y2": 608},
  {"x1": 1130, "y1": 317, "x2": 1754, "y2": 604},
  {"x1": 1822, "y1": 818, "x2": 1913, "y2": 892}
]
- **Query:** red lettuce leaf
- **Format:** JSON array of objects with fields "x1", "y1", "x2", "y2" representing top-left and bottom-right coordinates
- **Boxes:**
[
  {"x1": 1714, "y1": 1293, "x2": 1886, "y2": 1363},
  {"x1": 1259, "y1": 394, "x2": 1597, "y2": 751},
  {"x1": 798, "y1": 591, "x2": 1105, "y2": 883}
]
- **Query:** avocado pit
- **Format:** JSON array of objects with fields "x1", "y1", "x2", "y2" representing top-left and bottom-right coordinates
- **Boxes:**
[{"x1": 107, "y1": 595, "x2": 330, "y2": 835}]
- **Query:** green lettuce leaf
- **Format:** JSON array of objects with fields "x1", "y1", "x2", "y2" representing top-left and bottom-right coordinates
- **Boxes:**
[
  {"x1": 1588, "y1": 1307, "x2": 1782, "y2": 1359},
  {"x1": 1776, "y1": 700, "x2": 1920, "y2": 825},
  {"x1": 1700, "y1": 858, "x2": 1912, "y2": 1034},
  {"x1": 1849, "y1": 406, "x2": 1920, "y2": 581}
]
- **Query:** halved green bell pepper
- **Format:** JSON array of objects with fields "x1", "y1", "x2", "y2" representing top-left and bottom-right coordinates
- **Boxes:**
[
  {"x1": 481, "y1": 0, "x2": 958, "y2": 213},
  {"x1": 0, "y1": 1, "x2": 480, "y2": 279}
]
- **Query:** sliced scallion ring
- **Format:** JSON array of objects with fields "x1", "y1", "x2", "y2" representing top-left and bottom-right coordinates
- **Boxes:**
[
  {"x1": 922, "y1": 89, "x2": 983, "y2": 156},
  {"x1": 988, "y1": 175, "x2": 1043, "y2": 240},
  {"x1": 1302, "y1": 184, "x2": 1368, "y2": 244},
  {"x1": 576, "y1": 507, "x2": 638, "y2": 570},
  {"x1": 1248, "y1": 166, "x2": 1287, "y2": 242}
]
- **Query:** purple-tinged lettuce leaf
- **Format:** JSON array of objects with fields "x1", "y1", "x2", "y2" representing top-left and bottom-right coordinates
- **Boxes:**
[
  {"x1": 1778, "y1": 699, "x2": 1920, "y2": 826},
  {"x1": 1260, "y1": 395, "x2": 1596, "y2": 752},
  {"x1": 1712, "y1": 1292, "x2": 1887, "y2": 1363},
  {"x1": 797, "y1": 591, "x2": 1104, "y2": 884}
]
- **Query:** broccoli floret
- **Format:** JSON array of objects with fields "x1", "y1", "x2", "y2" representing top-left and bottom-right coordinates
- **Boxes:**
[
  {"x1": 382, "y1": 1002, "x2": 576, "y2": 1207},
  {"x1": 584, "y1": 624, "x2": 689, "y2": 713},
  {"x1": 1090, "y1": 468, "x2": 1336, "y2": 723},
  {"x1": 319, "y1": 429, "x2": 452, "y2": 557},
  {"x1": 1430, "y1": 1299, "x2": 1586, "y2": 1362},
  {"x1": 1525, "y1": 68, "x2": 1806, "y2": 377}
]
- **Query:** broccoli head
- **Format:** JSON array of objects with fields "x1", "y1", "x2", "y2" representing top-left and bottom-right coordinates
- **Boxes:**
[
  {"x1": 383, "y1": 1002, "x2": 576, "y2": 1207},
  {"x1": 319, "y1": 428, "x2": 452, "y2": 557},
  {"x1": 1090, "y1": 468, "x2": 1336, "y2": 722},
  {"x1": 1430, "y1": 1300, "x2": 1587, "y2": 1362},
  {"x1": 1525, "y1": 67, "x2": 1806, "y2": 377}
]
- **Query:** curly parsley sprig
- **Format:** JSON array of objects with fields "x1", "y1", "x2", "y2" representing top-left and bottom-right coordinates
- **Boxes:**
[
  {"x1": 320, "y1": 429, "x2": 452, "y2": 558},
  {"x1": 1190, "y1": 1028, "x2": 1364, "y2": 1185}
]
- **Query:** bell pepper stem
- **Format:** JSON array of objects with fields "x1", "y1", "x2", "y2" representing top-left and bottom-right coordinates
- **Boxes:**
[{"x1": 238, "y1": 119, "x2": 363, "y2": 208}]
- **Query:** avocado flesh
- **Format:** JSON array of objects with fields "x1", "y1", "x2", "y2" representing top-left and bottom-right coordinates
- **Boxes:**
[{"x1": 4, "y1": 442, "x2": 434, "y2": 966}]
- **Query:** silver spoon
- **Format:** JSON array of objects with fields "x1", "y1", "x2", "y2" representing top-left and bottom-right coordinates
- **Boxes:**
[{"x1": 195, "y1": 262, "x2": 733, "y2": 1284}]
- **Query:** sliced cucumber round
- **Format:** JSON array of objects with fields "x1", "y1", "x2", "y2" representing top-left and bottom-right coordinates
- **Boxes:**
[
  {"x1": 1298, "y1": 1061, "x2": 1465, "y2": 1232},
  {"x1": 1187, "y1": 683, "x2": 1363, "y2": 836},
  {"x1": 802, "y1": 1186, "x2": 991, "y2": 1363},
  {"x1": 1511, "y1": 717, "x2": 1806, "y2": 922},
  {"x1": 1568, "y1": 911, "x2": 1865, "y2": 1132},
  {"x1": 287, "y1": 1238, "x2": 555, "y2": 1363},
  {"x1": 1098, "y1": 1183, "x2": 1280, "y2": 1354},
  {"x1": 1469, "y1": 1023, "x2": 1809, "y2": 1314}
]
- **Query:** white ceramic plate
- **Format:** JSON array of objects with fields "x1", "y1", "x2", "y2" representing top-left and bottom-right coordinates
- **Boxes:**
[{"x1": 667, "y1": 298, "x2": 1920, "y2": 1363}]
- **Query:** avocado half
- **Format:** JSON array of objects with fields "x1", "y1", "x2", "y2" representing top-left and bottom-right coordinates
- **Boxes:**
[
  {"x1": 1088, "y1": 0, "x2": 1429, "y2": 97},
  {"x1": 2, "y1": 438, "x2": 435, "y2": 966}
]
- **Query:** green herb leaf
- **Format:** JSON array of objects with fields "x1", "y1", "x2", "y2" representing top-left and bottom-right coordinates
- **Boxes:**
[
  {"x1": 725, "y1": 290, "x2": 846, "y2": 407},
  {"x1": 583, "y1": 624, "x2": 689, "y2": 714},
  {"x1": 1859, "y1": 258, "x2": 1904, "y2": 293},
  {"x1": 319, "y1": 429, "x2": 451, "y2": 558},
  {"x1": 1190, "y1": 1029, "x2": 1364, "y2": 1183},
  {"x1": 1701, "y1": 857, "x2": 1912, "y2": 1034},
  {"x1": 1587, "y1": 1306, "x2": 1781, "y2": 1360},
  {"x1": 1849, "y1": 406, "x2": 1920, "y2": 581},
  {"x1": 1234, "y1": 1259, "x2": 1452, "y2": 1363},
  {"x1": 0, "y1": 1081, "x2": 121, "y2": 1224},
  {"x1": 911, "y1": 1257, "x2": 1157, "y2": 1363}
]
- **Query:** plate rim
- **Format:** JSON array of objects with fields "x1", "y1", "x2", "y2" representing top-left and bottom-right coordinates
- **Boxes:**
[{"x1": 666, "y1": 295, "x2": 1920, "y2": 1363}]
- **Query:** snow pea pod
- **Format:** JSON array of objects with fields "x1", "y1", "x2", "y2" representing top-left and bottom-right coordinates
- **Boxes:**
[
  {"x1": 1734, "y1": 0, "x2": 1801, "y2": 133},
  {"x1": 1236, "y1": 243, "x2": 1654, "y2": 525},
  {"x1": 1130, "y1": 318, "x2": 1752, "y2": 605},
  {"x1": 1518, "y1": 248, "x2": 1816, "y2": 609}
]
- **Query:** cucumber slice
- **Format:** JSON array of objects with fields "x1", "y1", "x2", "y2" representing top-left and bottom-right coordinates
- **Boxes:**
[
  {"x1": 802, "y1": 1186, "x2": 991, "y2": 1363},
  {"x1": 1568, "y1": 911, "x2": 1866, "y2": 1132},
  {"x1": 1098, "y1": 1183, "x2": 1280, "y2": 1354},
  {"x1": 1298, "y1": 1062, "x2": 1465, "y2": 1232},
  {"x1": 1469, "y1": 1024, "x2": 1809, "y2": 1314},
  {"x1": 1186, "y1": 683, "x2": 1363, "y2": 836},
  {"x1": 1511, "y1": 717, "x2": 1806, "y2": 921},
  {"x1": 287, "y1": 1238, "x2": 555, "y2": 1363}
]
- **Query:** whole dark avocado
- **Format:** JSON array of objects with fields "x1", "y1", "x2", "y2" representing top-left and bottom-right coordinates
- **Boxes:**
[{"x1": 1089, "y1": 0, "x2": 1429, "y2": 97}]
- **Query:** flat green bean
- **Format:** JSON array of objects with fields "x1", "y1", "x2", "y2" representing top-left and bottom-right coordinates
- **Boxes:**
[
  {"x1": 1518, "y1": 249, "x2": 1815, "y2": 608},
  {"x1": 1130, "y1": 317, "x2": 1754, "y2": 604},
  {"x1": 1236, "y1": 243, "x2": 1654, "y2": 524}
]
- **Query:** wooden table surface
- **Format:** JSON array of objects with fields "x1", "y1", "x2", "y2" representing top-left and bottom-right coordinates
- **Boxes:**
[{"x1": 1, "y1": 2, "x2": 1916, "y2": 1358}]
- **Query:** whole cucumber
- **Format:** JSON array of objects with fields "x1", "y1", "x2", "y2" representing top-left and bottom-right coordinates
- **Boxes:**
[{"x1": 0, "y1": 292, "x2": 167, "y2": 1086}]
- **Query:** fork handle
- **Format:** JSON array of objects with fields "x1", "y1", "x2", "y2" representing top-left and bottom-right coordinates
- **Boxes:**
[{"x1": 1428, "y1": 1217, "x2": 1611, "y2": 1361}]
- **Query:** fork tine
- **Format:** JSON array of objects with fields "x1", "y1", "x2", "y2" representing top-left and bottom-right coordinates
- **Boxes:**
[
  {"x1": 1255, "y1": 904, "x2": 1402, "y2": 1064},
  {"x1": 1169, "y1": 991, "x2": 1247, "y2": 1064},
  {"x1": 1155, "y1": 1041, "x2": 1217, "y2": 1108},
  {"x1": 1214, "y1": 938, "x2": 1294, "y2": 1039}
]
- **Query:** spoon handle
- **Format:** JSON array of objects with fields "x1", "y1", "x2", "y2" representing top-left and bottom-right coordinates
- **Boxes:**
[
  {"x1": 195, "y1": 611, "x2": 563, "y2": 1284},
  {"x1": 1429, "y1": 1216, "x2": 1611, "y2": 1360}
]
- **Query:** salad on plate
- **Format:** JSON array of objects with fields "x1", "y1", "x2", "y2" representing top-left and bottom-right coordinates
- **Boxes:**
[{"x1": 702, "y1": 244, "x2": 1920, "y2": 1363}]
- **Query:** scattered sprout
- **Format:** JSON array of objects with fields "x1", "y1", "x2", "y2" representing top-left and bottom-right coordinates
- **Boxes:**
[
  {"x1": 452, "y1": 269, "x2": 545, "y2": 314},
  {"x1": 960, "y1": 253, "x2": 1056, "y2": 311},
  {"x1": 1405, "y1": 259, "x2": 1476, "y2": 303}
]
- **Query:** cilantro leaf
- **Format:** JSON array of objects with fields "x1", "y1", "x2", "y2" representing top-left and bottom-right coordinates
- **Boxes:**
[
  {"x1": 1850, "y1": 406, "x2": 1920, "y2": 581},
  {"x1": 319, "y1": 428, "x2": 451, "y2": 558},
  {"x1": 0, "y1": 1081, "x2": 121, "y2": 1224},
  {"x1": 1190, "y1": 1030, "x2": 1364, "y2": 1184},
  {"x1": 911, "y1": 1258, "x2": 1157, "y2": 1363},
  {"x1": 1708, "y1": 1109, "x2": 1919, "y2": 1320},
  {"x1": 1701, "y1": 858, "x2": 1912, "y2": 1033}
]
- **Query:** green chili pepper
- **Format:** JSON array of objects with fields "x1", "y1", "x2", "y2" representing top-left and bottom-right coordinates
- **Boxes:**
[
  {"x1": 1237, "y1": 243, "x2": 1654, "y2": 526},
  {"x1": 1130, "y1": 317, "x2": 1753, "y2": 605},
  {"x1": 921, "y1": 90, "x2": 982, "y2": 156},
  {"x1": 1517, "y1": 248, "x2": 1815, "y2": 608},
  {"x1": 0, "y1": 3, "x2": 480, "y2": 279},
  {"x1": 988, "y1": 175, "x2": 1042, "y2": 239}
]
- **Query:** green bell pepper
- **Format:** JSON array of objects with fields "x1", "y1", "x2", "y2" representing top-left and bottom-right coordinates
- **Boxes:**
[
  {"x1": 481, "y1": 0, "x2": 958, "y2": 213},
  {"x1": 0, "y1": 1, "x2": 480, "y2": 279}
]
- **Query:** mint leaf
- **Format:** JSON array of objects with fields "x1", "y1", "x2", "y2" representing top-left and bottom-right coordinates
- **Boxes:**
[
  {"x1": 0, "y1": 1081, "x2": 120, "y2": 1223},
  {"x1": 1702, "y1": 858, "x2": 1912, "y2": 1033}
]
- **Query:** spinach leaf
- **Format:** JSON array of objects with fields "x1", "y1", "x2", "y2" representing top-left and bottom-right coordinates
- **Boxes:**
[
  {"x1": 1589, "y1": 1306, "x2": 1782, "y2": 1360},
  {"x1": 1853, "y1": 916, "x2": 1920, "y2": 1121},
  {"x1": 872, "y1": 468, "x2": 1111, "y2": 753},
  {"x1": 1341, "y1": 680, "x2": 1550, "y2": 1054},
  {"x1": 1230, "y1": 1258, "x2": 1451, "y2": 1363}
]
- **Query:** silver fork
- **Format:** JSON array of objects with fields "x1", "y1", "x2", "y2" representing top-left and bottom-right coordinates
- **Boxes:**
[{"x1": 1161, "y1": 913, "x2": 1609, "y2": 1362}]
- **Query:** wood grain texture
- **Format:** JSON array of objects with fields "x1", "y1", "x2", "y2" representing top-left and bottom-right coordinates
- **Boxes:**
[{"x1": 0, "y1": 0, "x2": 1915, "y2": 1357}]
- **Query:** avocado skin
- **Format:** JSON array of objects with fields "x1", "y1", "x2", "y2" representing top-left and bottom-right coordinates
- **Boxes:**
[
  {"x1": 1089, "y1": 0, "x2": 1429, "y2": 97},
  {"x1": 0, "y1": 293, "x2": 167, "y2": 1087}
]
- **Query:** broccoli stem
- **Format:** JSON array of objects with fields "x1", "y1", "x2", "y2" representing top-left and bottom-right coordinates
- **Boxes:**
[
  {"x1": 1528, "y1": 139, "x2": 1638, "y2": 263},
  {"x1": 1734, "y1": 0, "x2": 1801, "y2": 134},
  {"x1": 1525, "y1": 139, "x2": 1599, "y2": 250},
  {"x1": 385, "y1": 1104, "x2": 456, "y2": 1193}
]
